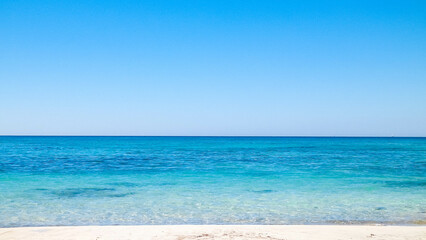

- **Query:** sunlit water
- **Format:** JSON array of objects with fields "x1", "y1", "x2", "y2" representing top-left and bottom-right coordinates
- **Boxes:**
[{"x1": 0, "y1": 136, "x2": 425, "y2": 227}]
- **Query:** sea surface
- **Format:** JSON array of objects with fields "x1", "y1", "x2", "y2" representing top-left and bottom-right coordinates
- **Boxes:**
[{"x1": 0, "y1": 136, "x2": 425, "y2": 227}]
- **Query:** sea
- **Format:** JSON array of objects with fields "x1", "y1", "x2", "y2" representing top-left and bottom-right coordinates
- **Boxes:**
[{"x1": 0, "y1": 136, "x2": 425, "y2": 227}]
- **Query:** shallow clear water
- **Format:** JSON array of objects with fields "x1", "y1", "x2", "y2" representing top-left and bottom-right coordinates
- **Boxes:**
[{"x1": 0, "y1": 136, "x2": 425, "y2": 227}]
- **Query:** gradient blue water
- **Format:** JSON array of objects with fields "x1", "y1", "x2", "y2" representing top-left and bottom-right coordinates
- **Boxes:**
[{"x1": 0, "y1": 137, "x2": 425, "y2": 227}]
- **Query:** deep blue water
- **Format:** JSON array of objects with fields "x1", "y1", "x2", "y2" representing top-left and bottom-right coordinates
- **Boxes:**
[{"x1": 0, "y1": 136, "x2": 425, "y2": 227}]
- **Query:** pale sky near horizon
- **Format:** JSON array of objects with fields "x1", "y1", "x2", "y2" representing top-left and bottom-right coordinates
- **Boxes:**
[{"x1": 1, "y1": 0, "x2": 425, "y2": 136}]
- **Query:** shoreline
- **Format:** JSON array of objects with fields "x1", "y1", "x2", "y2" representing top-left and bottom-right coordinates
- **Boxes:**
[{"x1": 1, "y1": 225, "x2": 425, "y2": 240}]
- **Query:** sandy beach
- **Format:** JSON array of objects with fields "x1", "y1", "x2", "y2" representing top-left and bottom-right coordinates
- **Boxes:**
[{"x1": 0, "y1": 225, "x2": 425, "y2": 240}]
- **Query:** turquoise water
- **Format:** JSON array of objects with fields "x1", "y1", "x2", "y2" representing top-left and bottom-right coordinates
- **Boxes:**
[{"x1": 0, "y1": 136, "x2": 425, "y2": 227}]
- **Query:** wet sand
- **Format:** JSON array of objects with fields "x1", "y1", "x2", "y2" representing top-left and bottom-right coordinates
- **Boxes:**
[{"x1": 1, "y1": 225, "x2": 425, "y2": 240}]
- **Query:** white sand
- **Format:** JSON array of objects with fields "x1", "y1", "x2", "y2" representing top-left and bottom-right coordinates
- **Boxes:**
[{"x1": 0, "y1": 225, "x2": 425, "y2": 240}]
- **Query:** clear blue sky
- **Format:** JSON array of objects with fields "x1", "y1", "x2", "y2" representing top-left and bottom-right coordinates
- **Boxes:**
[{"x1": 1, "y1": 0, "x2": 425, "y2": 136}]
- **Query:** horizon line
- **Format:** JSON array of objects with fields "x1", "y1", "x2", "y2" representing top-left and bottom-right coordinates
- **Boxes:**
[{"x1": 0, "y1": 135, "x2": 425, "y2": 138}]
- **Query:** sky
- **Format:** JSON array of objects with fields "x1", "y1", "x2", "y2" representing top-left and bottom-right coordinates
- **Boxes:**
[{"x1": 1, "y1": 0, "x2": 425, "y2": 136}]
